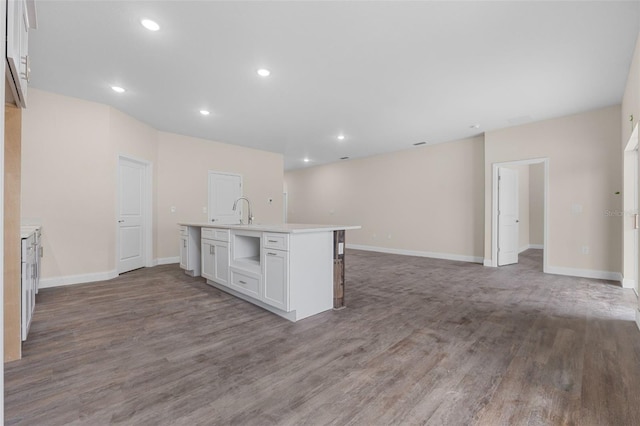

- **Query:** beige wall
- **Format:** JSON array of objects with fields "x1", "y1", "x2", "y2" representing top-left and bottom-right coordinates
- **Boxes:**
[
  {"x1": 484, "y1": 105, "x2": 622, "y2": 274},
  {"x1": 22, "y1": 90, "x2": 114, "y2": 279},
  {"x1": 508, "y1": 164, "x2": 530, "y2": 251},
  {"x1": 21, "y1": 89, "x2": 284, "y2": 281},
  {"x1": 286, "y1": 136, "x2": 485, "y2": 261},
  {"x1": 156, "y1": 132, "x2": 284, "y2": 259},
  {"x1": 529, "y1": 163, "x2": 544, "y2": 246}
]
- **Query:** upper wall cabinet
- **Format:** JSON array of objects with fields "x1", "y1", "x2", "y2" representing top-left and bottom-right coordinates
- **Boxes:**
[{"x1": 6, "y1": 0, "x2": 37, "y2": 108}]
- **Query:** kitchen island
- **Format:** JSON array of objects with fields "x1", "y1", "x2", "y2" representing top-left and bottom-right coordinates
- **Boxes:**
[{"x1": 178, "y1": 223, "x2": 360, "y2": 321}]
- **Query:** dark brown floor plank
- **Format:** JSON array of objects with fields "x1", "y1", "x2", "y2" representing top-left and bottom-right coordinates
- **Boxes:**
[{"x1": 5, "y1": 249, "x2": 640, "y2": 425}]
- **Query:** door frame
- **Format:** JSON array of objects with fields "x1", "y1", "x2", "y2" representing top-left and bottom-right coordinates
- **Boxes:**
[
  {"x1": 623, "y1": 124, "x2": 639, "y2": 291},
  {"x1": 490, "y1": 157, "x2": 549, "y2": 273},
  {"x1": 116, "y1": 154, "x2": 153, "y2": 272}
]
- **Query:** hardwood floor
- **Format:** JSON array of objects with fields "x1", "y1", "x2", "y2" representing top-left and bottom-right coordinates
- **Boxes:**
[{"x1": 5, "y1": 249, "x2": 640, "y2": 425}]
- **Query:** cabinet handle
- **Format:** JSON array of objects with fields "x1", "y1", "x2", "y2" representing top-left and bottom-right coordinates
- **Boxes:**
[
  {"x1": 268, "y1": 240, "x2": 278, "y2": 243},
  {"x1": 267, "y1": 252, "x2": 277, "y2": 256},
  {"x1": 211, "y1": 218, "x2": 217, "y2": 222},
  {"x1": 210, "y1": 246, "x2": 214, "y2": 255},
  {"x1": 183, "y1": 240, "x2": 187, "y2": 248},
  {"x1": 239, "y1": 280, "x2": 247, "y2": 285}
]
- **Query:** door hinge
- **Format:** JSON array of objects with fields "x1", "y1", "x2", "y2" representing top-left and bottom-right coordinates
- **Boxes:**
[{"x1": 635, "y1": 214, "x2": 639, "y2": 230}]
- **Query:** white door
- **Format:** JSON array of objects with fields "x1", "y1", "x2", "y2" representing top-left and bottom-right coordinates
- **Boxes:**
[
  {"x1": 498, "y1": 167, "x2": 519, "y2": 266},
  {"x1": 208, "y1": 172, "x2": 242, "y2": 225},
  {"x1": 118, "y1": 158, "x2": 146, "y2": 273}
]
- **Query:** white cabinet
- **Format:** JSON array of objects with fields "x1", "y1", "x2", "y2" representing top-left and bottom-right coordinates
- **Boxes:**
[
  {"x1": 229, "y1": 267, "x2": 261, "y2": 299},
  {"x1": 201, "y1": 239, "x2": 215, "y2": 280},
  {"x1": 213, "y1": 241, "x2": 229, "y2": 285},
  {"x1": 179, "y1": 226, "x2": 201, "y2": 277},
  {"x1": 20, "y1": 226, "x2": 40, "y2": 341},
  {"x1": 201, "y1": 228, "x2": 230, "y2": 285},
  {"x1": 6, "y1": 0, "x2": 36, "y2": 108},
  {"x1": 263, "y1": 248, "x2": 289, "y2": 311}
]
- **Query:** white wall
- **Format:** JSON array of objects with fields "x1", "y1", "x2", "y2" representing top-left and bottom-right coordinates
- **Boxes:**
[
  {"x1": 21, "y1": 89, "x2": 284, "y2": 283},
  {"x1": 286, "y1": 136, "x2": 485, "y2": 262}
]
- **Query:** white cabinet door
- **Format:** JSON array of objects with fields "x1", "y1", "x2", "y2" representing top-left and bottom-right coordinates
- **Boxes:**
[
  {"x1": 214, "y1": 241, "x2": 229, "y2": 285},
  {"x1": 6, "y1": 0, "x2": 30, "y2": 107},
  {"x1": 179, "y1": 236, "x2": 189, "y2": 270},
  {"x1": 208, "y1": 172, "x2": 242, "y2": 225},
  {"x1": 263, "y1": 249, "x2": 289, "y2": 311},
  {"x1": 201, "y1": 240, "x2": 215, "y2": 280}
]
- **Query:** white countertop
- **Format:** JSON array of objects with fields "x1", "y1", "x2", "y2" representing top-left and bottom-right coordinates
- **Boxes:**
[{"x1": 178, "y1": 222, "x2": 361, "y2": 234}]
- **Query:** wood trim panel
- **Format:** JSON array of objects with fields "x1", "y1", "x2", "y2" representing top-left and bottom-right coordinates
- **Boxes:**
[{"x1": 4, "y1": 104, "x2": 21, "y2": 361}]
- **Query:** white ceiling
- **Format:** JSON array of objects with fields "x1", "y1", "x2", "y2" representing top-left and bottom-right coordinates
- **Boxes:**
[{"x1": 30, "y1": 1, "x2": 640, "y2": 170}]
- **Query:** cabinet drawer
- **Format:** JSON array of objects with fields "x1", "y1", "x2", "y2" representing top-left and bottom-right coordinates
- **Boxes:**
[
  {"x1": 230, "y1": 268, "x2": 260, "y2": 298},
  {"x1": 264, "y1": 233, "x2": 289, "y2": 251},
  {"x1": 201, "y1": 227, "x2": 215, "y2": 240},
  {"x1": 179, "y1": 225, "x2": 188, "y2": 236},
  {"x1": 202, "y1": 228, "x2": 230, "y2": 242},
  {"x1": 213, "y1": 229, "x2": 229, "y2": 242}
]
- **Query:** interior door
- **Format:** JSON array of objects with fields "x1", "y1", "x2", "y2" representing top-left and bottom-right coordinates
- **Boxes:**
[
  {"x1": 498, "y1": 167, "x2": 519, "y2": 266},
  {"x1": 208, "y1": 172, "x2": 242, "y2": 225},
  {"x1": 118, "y1": 158, "x2": 146, "y2": 273}
]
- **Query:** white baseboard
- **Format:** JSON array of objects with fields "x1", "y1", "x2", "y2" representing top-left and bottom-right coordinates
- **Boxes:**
[
  {"x1": 636, "y1": 310, "x2": 640, "y2": 332},
  {"x1": 483, "y1": 259, "x2": 495, "y2": 267},
  {"x1": 347, "y1": 244, "x2": 483, "y2": 264},
  {"x1": 545, "y1": 265, "x2": 623, "y2": 283},
  {"x1": 622, "y1": 277, "x2": 636, "y2": 289},
  {"x1": 39, "y1": 270, "x2": 119, "y2": 289},
  {"x1": 519, "y1": 244, "x2": 544, "y2": 253},
  {"x1": 156, "y1": 256, "x2": 180, "y2": 265},
  {"x1": 40, "y1": 258, "x2": 181, "y2": 289}
]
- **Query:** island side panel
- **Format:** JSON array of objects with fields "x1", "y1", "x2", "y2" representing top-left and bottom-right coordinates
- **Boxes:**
[
  {"x1": 289, "y1": 231, "x2": 333, "y2": 320},
  {"x1": 333, "y1": 230, "x2": 345, "y2": 309}
]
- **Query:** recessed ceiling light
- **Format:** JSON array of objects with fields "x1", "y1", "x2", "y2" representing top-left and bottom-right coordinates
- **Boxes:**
[
  {"x1": 303, "y1": 158, "x2": 310, "y2": 163},
  {"x1": 470, "y1": 124, "x2": 480, "y2": 129},
  {"x1": 111, "y1": 86, "x2": 125, "y2": 93},
  {"x1": 257, "y1": 68, "x2": 271, "y2": 77},
  {"x1": 199, "y1": 110, "x2": 210, "y2": 116},
  {"x1": 141, "y1": 19, "x2": 160, "y2": 31},
  {"x1": 337, "y1": 134, "x2": 345, "y2": 140}
]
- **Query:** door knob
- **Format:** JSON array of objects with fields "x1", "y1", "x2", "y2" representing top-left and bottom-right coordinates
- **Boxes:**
[
  {"x1": 118, "y1": 220, "x2": 125, "y2": 223},
  {"x1": 515, "y1": 220, "x2": 520, "y2": 223}
]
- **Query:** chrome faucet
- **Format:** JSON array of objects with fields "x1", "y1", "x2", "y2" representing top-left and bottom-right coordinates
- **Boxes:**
[{"x1": 232, "y1": 197, "x2": 254, "y2": 225}]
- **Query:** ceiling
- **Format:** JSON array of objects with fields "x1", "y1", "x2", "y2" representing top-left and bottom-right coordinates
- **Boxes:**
[{"x1": 30, "y1": 1, "x2": 640, "y2": 170}]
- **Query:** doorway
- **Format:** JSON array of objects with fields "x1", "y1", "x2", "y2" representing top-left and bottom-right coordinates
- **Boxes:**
[
  {"x1": 117, "y1": 155, "x2": 152, "y2": 274},
  {"x1": 491, "y1": 158, "x2": 549, "y2": 272}
]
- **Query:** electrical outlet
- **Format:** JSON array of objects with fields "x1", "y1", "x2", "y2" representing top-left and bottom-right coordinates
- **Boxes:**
[
  {"x1": 581, "y1": 245, "x2": 589, "y2": 255},
  {"x1": 170, "y1": 206, "x2": 176, "y2": 213},
  {"x1": 268, "y1": 198, "x2": 273, "y2": 205},
  {"x1": 202, "y1": 207, "x2": 207, "y2": 214},
  {"x1": 387, "y1": 234, "x2": 392, "y2": 240}
]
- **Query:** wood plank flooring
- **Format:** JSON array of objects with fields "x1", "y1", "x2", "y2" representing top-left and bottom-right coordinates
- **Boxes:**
[{"x1": 5, "y1": 249, "x2": 640, "y2": 425}]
